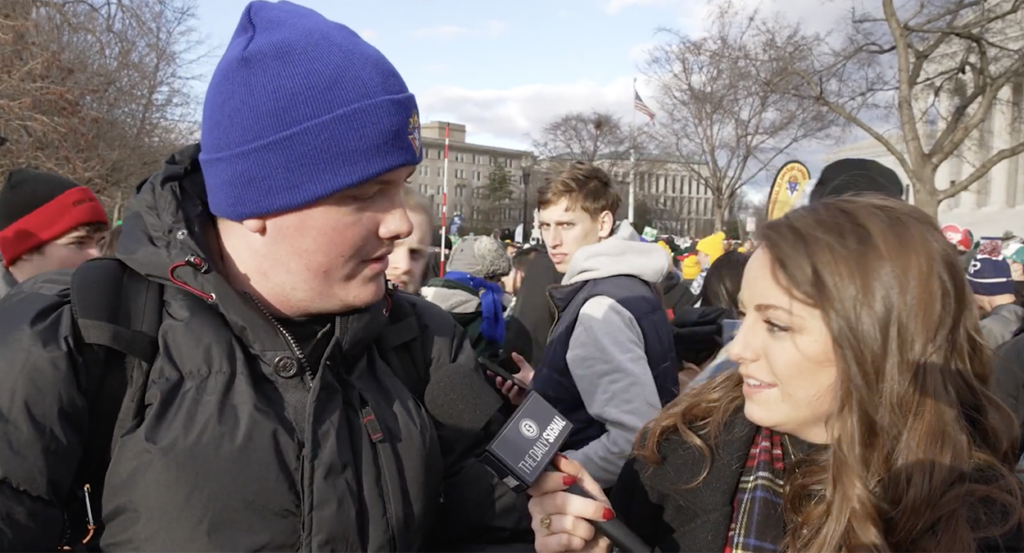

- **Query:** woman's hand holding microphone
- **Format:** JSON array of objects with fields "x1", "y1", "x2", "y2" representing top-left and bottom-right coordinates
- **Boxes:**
[{"x1": 527, "y1": 454, "x2": 615, "y2": 553}]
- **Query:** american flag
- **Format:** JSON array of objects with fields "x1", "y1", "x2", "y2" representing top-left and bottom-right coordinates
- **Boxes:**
[{"x1": 634, "y1": 89, "x2": 655, "y2": 122}]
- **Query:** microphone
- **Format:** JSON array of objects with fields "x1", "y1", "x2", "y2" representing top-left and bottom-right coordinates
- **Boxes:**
[{"x1": 480, "y1": 392, "x2": 652, "y2": 553}]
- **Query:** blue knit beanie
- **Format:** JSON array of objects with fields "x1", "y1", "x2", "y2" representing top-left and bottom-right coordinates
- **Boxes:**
[
  {"x1": 200, "y1": 1, "x2": 423, "y2": 221},
  {"x1": 968, "y1": 237, "x2": 1014, "y2": 296}
]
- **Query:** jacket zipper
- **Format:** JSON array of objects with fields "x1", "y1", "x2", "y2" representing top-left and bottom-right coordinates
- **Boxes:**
[
  {"x1": 247, "y1": 293, "x2": 316, "y2": 549},
  {"x1": 360, "y1": 398, "x2": 398, "y2": 550},
  {"x1": 546, "y1": 286, "x2": 560, "y2": 341},
  {"x1": 247, "y1": 294, "x2": 315, "y2": 389}
]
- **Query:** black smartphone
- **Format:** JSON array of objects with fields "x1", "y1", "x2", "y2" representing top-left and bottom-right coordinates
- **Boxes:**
[{"x1": 479, "y1": 356, "x2": 530, "y2": 390}]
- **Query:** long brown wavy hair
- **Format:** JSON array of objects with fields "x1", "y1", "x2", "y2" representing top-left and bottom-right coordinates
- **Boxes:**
[{"x1": 637, "y1": 196, "x2": 1024, "y2": 551}]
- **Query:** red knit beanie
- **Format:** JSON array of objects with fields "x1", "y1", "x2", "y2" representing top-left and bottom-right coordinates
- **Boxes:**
[{"x1": 0, "y1": 169, "x2": 108, "y2": 267}]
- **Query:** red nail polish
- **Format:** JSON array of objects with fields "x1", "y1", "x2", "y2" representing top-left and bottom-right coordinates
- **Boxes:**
[
  {"x1": 563, "y1": 475, "x2": 577, "y2": 487},
  {"x1": 602, "y1": 507, "x2": 615, "y2": 521}
]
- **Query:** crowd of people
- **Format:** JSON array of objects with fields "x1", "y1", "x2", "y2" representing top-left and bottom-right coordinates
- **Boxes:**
[{"x1": 2, "y1": 1, "x2": 1024, "y2": 552}]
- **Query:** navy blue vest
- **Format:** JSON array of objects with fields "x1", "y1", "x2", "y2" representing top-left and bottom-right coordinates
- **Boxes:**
[{"x1": 531, "y1": 275, "x2": 679, "y2": 451}]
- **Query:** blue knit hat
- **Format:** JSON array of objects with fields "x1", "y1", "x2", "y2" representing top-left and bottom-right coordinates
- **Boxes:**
[
  {"x1": 200, "y1": 1, "x2": 422, "y2": 221},
  {"x1": 968, "y1": 237, "x2": 1014, "y2": 296}
]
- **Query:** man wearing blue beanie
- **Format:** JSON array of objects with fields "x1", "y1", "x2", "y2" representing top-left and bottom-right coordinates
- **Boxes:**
[{"x1": 0, "y1": 2, "x2": 530, "y2": 550}]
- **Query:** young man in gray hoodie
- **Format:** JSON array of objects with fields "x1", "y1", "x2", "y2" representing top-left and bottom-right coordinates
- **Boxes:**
[{"x1": 501, "y1": 162, "x2": 678, "y2": 488}]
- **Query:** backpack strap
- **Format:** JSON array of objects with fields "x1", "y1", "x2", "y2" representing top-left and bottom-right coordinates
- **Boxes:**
[
  {"x1": 72, "y1": 258, "x2": 161, "y2": 364},
  {"x1": 62, "y1": 258, "x2": 162, "y2": 549}
]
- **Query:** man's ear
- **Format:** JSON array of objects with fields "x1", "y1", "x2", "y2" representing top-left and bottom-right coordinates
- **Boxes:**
[
  {"x1": 240, "y1": 218, "x2": 267, "y2": 235},
  {"x1": 597, "y1": 211, "x2": 615, "y2": 239}
]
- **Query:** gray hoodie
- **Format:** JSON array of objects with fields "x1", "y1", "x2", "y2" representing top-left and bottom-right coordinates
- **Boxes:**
[{"x1": 559, "y1": 222, "x2": 672, "y2": 487}]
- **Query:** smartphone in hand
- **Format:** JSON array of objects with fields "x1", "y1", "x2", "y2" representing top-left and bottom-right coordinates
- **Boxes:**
[{"x1": 479, "y1": 356, "x2": 530, "y2": 390}]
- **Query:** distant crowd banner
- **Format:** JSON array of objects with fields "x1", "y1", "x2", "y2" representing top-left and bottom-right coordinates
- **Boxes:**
[{"x1": 766, "y1": 161, "x2": 811, "y2": 221}]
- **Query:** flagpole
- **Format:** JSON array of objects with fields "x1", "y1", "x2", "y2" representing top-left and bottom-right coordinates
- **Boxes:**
[
  {"x1": 629, "y1": 78, "x2": 637, "y2": 225},
  {"x1": 440, "y1": 122, "x2": 450, "y2": 277}
]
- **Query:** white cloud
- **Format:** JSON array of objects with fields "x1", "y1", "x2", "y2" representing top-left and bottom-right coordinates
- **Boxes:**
[
  {"x1": 418, "y1": 77, "x2": 658, "y2": 149},
  {"x1": 423, "y1": 63, "x2": 450, "y2": 72},
  {"x1": 359, "y1": 29, "x2": 377, "y2": 40},
  {"x1": 412, "y1": 25, "x2": 474, "y2": 39},
  {"x1": 484, "y1": 20, "x2": 506, "y2": 37},
  {"x1": 412, "y1": 20, "x2": 505, "y2": 40},
  {"x1": 628, "y1": 41, "x2": 656, "y2": 63},
  {"x1": 604, "y1": 0, "x2": 682, "y2": 15},
  {"x1": 603, "y1": 0, "x2": 845, "y2": 35}
]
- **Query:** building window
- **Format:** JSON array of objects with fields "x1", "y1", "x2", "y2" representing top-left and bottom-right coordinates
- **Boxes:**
[
  {"x1": 423, "y1": 148, "x2": 429, "y2": 159},
  {"x1": 437, "y1": 167, "x2": 444, "y2": 178},
  {"x1": 419, "y1": 166, "x2": 429, "y2": 177},
  {"x1": 505, "y1": 158, "x2": 513, "y2": 168}
]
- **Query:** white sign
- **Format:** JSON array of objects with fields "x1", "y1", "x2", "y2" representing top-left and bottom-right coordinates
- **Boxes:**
[{"x1": 746, "y1": 216, "x2": 757, "y2": 233}]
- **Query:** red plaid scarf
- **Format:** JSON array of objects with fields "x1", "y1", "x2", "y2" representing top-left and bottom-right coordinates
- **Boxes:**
[{"x1": 724, "y1": 427, "x2": 786, "y2": 553}]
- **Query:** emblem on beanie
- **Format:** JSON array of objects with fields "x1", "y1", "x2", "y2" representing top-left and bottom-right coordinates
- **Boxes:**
[
  {"x1": 408, "y1": 111, "x2": 422, "y2": 158},
  {"x1": 978, "y1": 239, "x2": 1002, "y2": 258}
]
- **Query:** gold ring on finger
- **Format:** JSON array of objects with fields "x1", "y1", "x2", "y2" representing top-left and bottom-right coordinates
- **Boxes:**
[{"x1": 540, "y1": 515, "x2": 552, "y2": 530}]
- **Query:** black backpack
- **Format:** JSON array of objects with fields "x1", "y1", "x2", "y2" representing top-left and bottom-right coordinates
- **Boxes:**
[{"x1": 62, "y1": 257, "x2": 431, "y2": 549}]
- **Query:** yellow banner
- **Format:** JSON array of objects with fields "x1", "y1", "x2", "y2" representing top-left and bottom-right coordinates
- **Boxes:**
[{"x1": 766, "y1": 161, "x2": 811, "y2": 221}]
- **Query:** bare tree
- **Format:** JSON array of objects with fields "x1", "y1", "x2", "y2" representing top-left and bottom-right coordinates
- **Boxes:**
[
  {"x1": 530, "y1": 110, "x2": 666, "y2": 224},
  {"x1": 0, "y1": 0, "x2": 206, "y2": 214},
  {"x1": 645, "y1": 1, "x2": 835, "y2": 232},
  {"x1": 530, "y1": 110, "x2": 633, "y2": 172},
  {"x1": 756, "y1": 0, "x2": 1024, "y2": 217}
]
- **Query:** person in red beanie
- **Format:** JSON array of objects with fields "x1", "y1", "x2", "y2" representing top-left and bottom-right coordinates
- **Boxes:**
[{"x1": 0, "y1": 169, "x2": 108, "y2": 292}]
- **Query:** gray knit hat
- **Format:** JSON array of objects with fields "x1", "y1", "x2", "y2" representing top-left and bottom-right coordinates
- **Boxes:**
[{"x1": 447, "y1": 236, "x2": 512, "y2": 279}]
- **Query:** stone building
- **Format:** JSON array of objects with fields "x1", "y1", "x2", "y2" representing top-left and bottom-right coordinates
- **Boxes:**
[{"x1": 407, "y1": 121, "x2": 532, "y2": 234}]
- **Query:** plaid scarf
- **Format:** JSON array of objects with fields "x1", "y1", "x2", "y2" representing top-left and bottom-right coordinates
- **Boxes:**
[{"x1": 724, "y1": 427, "x2": 786, "y2": 553}]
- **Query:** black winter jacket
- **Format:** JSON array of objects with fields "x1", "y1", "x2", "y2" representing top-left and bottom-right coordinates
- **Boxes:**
[
  {"x1": 504, "y1": 252, "x2": 561, "y2": 365},
  {"x1": 994, "y1": 333, "x2": 1024, "y2": 458},
  {"x1": 0, "y1": 145, "x2": 529, "y2": 551}
]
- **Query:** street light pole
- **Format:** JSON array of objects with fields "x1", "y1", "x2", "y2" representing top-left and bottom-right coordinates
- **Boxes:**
[{"x1": 520, "y1": 155, "x2": 534, "y2": 244}]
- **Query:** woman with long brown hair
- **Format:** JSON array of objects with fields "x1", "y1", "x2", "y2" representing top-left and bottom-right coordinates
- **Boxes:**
[{"x1": 527, "y1": 196, "x2": 1024, "y2": 552}]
